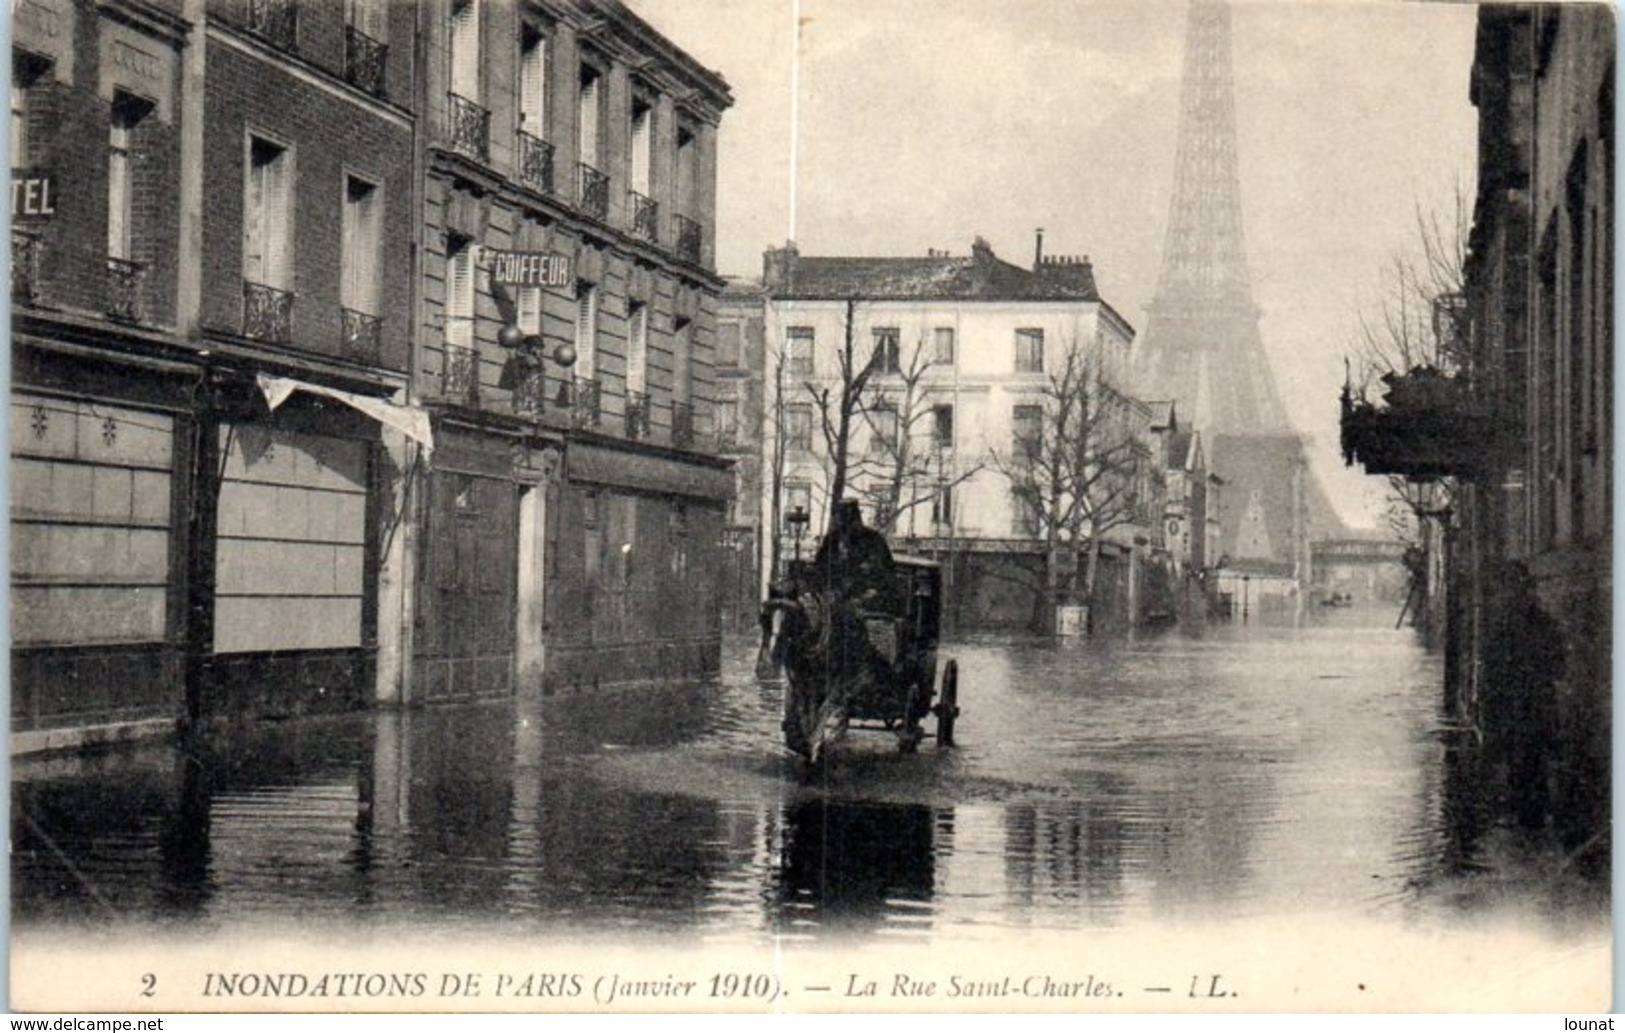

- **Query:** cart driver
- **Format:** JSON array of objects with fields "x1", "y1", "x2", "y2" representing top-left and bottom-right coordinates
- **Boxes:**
[{"x1": 813, "y1": 499, "x2": 899, "y2": 616}]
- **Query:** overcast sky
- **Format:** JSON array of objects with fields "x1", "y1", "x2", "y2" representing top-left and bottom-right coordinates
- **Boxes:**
[{"x1": 627, "y1": 0, "x2": 1481, "y2": 530}]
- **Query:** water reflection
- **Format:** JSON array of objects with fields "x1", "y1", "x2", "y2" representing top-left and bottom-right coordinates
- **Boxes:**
[{"x1": 11, "y1": 628, "x2": 1607, "y2": 940}]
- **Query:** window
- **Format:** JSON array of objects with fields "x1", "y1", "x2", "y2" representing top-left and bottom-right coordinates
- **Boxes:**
[
  {"x1": 1011, "y1": 487, "x2": 1041, "y2": 536},
  {"x1": 784, "y1": 404, "x2": 813, "y2": 451},
  {"x1": 107, "y1": 93, "x2": 152, "y2": 263},
  {"x1": 578, "y1": 64, "x2": 602, "y2": 168},
  {"x1": 1013, "y1": 403, "x2": 1043, "y2": 461},
  {"x1": 445, "y1": 234, "x2": 475, "y2": 350},
  {"x1": 450, "y1": 0, "x2": 481, "y2": 102},
  {"x1": 868, "y1": 401, "x2": 898, "y2": 456},
  {"x1": 675, "y1": 121, "x2": 696, "y2": 214},
  {"x1": 933, "y1": 326, "x2": 955, "y2": 365},
  {"x1": 1015, "y1": 327, "x2": 1044, "y2": 373},
  {"x1": 715, "y1": 397, "x2": 740, "y2": 446},
  {"x1": 627, "y1": 301, "x2": 648, "y2": 396},
  {"x1": 630, "y1": 96, "x2": 653, "y2": 198},
  {"x1": 244, "y1": 135, "x2": 292, "y2": 289},
  {"x1": 11, "y1": 51, "x2": 51, "y2": 166},
  {"x1": 673, "y1": 316, "x2": 692, "y2": 404},
  {"x1": 873, "y1": 327, "x2": 901, "y2": 373},
  {"x1": 717, "y1": 322, "x2": 742, "y2": 367},
  {"x1": 785, "y1": 326, "x2": 814, "y2": 375},
  {"x1": 518, "y1": 24, "x2": 548, "y2": 138},
  {"x1": 516, "y1": 284, "x2": 541, "y2": 334},
  {"x1": 574, "y1": 279, "x2": 597, "y2": 379},
  {"x1": 341, "y1": 175, "x2": 381, "y2": 316},
  {"x1": 932, "y1": 403, "x2": 954, "y2": 449},
  {"x1": 931, "y1": 484, "x2": 953, "y2": 527},
  {"x1": 347, "y1": 0, "x2": 385, "y2": 38}
]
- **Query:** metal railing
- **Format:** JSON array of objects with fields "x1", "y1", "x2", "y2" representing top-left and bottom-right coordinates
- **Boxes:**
[
  {"x1": 561, "y1": 376, "x2": 601, "y2": 429},
  {"x1": 629, "y1": 191, "x2": 659, "y2": 242},
  {"x1": 511, "y1": 369, "x2": 546, "y2": 417},
  {"x1": 242, "y1": 280, "x2": 294, "y2": 343},
  {"x1": 517, "y1": 131, "x2": 554, "y2": 194},
  {"x1": 344, "y1": 26, "x2": 387, "y2": 96},
  {"x1": 247, "y1": 0, "x2": 298, "y2": 51},
  {"x1": 342, "y1": 307, "x2": 382, "y2": 364},
  {"x1": 12, "y1": 232, "x2": 41, "y2": 306},
  {"x1": 671, "y1": 400, "x2": 695, "y2": 449},
  {"x1": 673, "y1": 214, "x2": 702, "y2": 265},
  {"x1": 442, "y1": 343, "x2": 479, "y2": 403},
  {"x1": 578, "y1": 162, "x2": 609, "y2": 220},
  {"x1": 625, "y1": 389, "x2": 650, "y2": 440},
  {"x1": 106, "y1": 257, "x2": 145, "y2": 323},
  {"x1": 447, "y1": 92, "x2": 490, "y2": 162}
]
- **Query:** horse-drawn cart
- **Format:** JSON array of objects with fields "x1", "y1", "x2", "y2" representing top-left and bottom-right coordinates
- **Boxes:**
[{"x1": 764, "y1": 502, "x2": 960, "y2": 763}]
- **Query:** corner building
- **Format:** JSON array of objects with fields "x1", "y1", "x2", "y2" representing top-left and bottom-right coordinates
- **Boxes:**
[{"x1": 408, "y1": 0, "x2": 734, "y2": 700}]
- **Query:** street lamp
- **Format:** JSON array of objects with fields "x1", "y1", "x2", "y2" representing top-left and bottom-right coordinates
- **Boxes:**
[
  {"x1": 1242, "y1": 574, "x2": 1251, "y2": 623},
  {"x1": 786, "y1": 505, "x2": 810, "y2": 566}
]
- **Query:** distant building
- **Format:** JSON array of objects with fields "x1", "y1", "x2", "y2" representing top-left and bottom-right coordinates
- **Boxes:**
[{"x1": 744, "y1": 235, "x2": 1161, "y2": 633}]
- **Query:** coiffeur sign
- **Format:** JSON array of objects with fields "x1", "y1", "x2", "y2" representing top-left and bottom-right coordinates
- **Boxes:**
[{"x1": 482, "y1": 248, "x2": 572, "y2": 289}]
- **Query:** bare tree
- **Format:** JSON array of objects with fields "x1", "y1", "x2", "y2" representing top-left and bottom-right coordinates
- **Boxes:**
[
  {"x1": 990, "y1": 336, "x2": 1147, "y2": 633},
  {"x1": 848, "y1": 332, "x2": 982, "y2": 536},
  {"x1": 801, "y1": 299, "x2": 883, "y2": 525}
]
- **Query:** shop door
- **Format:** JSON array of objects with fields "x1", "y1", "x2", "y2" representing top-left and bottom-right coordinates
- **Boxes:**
[{"x1": 414, "y1": 472, "x2": 519, "y2": 700}]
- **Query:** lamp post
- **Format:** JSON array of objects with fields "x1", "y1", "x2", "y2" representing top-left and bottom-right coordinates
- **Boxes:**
[
  {"x1": 1242, "y1": 574, "x2": 1251, "y2": 624},
  {"x1": 786, "y1": 505, "x2": 810, "y2": 568}
]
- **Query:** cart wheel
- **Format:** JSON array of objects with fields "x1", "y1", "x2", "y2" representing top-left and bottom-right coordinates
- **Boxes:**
[{"x1": 936, "y1": 659, "x2": 959, "y2": 748}]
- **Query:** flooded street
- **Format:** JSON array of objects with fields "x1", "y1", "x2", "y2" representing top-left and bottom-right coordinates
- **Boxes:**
[{"x1": 12, "y1": 618, "x2": 1606, "y2": 948}]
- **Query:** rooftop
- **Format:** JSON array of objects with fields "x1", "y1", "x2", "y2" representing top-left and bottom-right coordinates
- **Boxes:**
[{"x1": 763, "y1": 237, "x2": 1102, "y2": 303}]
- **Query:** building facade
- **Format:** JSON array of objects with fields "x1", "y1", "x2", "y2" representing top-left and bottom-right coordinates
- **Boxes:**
[
  {"x1": 11, "y1": 0, "x2": 735, "y2": 754},
  {"x1": 747, "y1": 237, "x2": 1159, "y2": 634},
  {"x1": 1459, "y1": 4, "x2": 1611, "y2": 853}
]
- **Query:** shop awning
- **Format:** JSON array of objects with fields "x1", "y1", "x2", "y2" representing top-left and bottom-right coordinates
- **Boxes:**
[{"x1": 257, "y1": 374, "x2": 434, "y2": 455}]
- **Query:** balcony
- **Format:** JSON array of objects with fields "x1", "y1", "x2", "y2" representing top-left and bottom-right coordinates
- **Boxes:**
[
  {"x1": 447, "y1": 93, "x2": 490, "y2": 162},
  {"x1": 578, "y1": 162, "x2": 609, "y2": 221},
  {"x1": 341, "y1": 308, "x2": 382, "y2": 365},
  {"x1": 344, "y1": 26, "x2": 387, "y2": 97},
  {"x1": 242, "y1": 280, "x2": 294, "y2": 344},
  {"x1": 13, "y1": 231, "x2": 41, "y2": 306},
  {"x1": 629, "y1": 191, "x2": 659, "y2": 243},
  {"x1": 510, "y1": 368, "x2": 546, "y2": 418},
  {"x1": 517, "y1": 131, "x2": 554, "y2": 194},
  {"x1": 247, "y1": 0, "x2": 298, "y2": 52},
  {"x1": 105, "y1": 257, "x2": 145, "y2": 323},
  {"x1": 625, "y1": 390, "x2": 650, "y2": 441},
  {"x1": 442, "y1": 342, "x2": 479, "y2": 404},
  {"x1": 556, "y1": 376, "x2": 601, "y2": 430},
  {"x1": 673, "y1": 214, "x2": 702, "y2": 265},
  {"x1": 672, "y1": 399, "x2": 695, "y2": 450}
]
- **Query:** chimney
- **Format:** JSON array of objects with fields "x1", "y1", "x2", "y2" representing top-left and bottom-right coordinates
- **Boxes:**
[
  {"x1": 1034, "y1": 228, "x2": 1045, "y2": 271},
  {"x1": 763, "y1": 241, "x2": 799, "y2": 292}
]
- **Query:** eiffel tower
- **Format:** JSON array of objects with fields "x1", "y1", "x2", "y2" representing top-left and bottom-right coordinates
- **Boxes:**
[{"x1": 1136, "y1": 0, "x2": 1342, "y2": 574}]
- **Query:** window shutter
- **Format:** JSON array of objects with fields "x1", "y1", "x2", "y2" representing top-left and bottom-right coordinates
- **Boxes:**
[
  {"x1": 264, "y1": 148, "x2": 290, "y2": 289},
  {"x1": 447, "y1": 241, "x2": 473, "y2": 349},
  {"x1": 520, "y1": 33, "x2": 547, "y2": 133},
  {"x1": 451, "y1": 0, "x2": 481, "y2": 101},
  {"x1": 575, "y1": 283, "x2": 596, "y2": 379},
  {"x1": 107, "y1": 111, "x2": 133, "y2": 260},
  {"x1": 627, "y1": 303, "x2": 648, "y2": 395},
  {"x1": 631, "y1": 105, "x2": 652, "y2": 195},
  {"x1": 517, "y1": 286, "x2": 541, "y2": 334},
  {"x1": 578, "y1": 71, "x2": 600, "y2": 167}
]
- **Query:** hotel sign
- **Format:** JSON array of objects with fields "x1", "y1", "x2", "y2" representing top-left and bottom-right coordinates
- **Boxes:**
[
  {"x1": 12, "y1": 170, "x2": 57, "y2": 221},
  {"x1": 484, "y1": 249, "x2": 572, "y2": 288}
]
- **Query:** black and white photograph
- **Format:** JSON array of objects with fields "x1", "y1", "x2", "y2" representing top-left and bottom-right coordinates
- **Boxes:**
[{"x1": 6, "y1": 0, "x2": 1613, "y2": 1015}]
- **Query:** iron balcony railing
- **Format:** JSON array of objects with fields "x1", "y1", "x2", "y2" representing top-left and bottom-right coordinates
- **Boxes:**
[
  {"x1": 242, "y1": 280, "x2": 294, "y2": 343},
  {"x1": 447, "y1": 92, "x2": 490, "y2": 162},
  {"x1": 671, "y1": 399, "x2": 695, "y2": 450},
  {"x1": 342, "y1": 308, "x2": 382, "y2": 365},
  {"x1": 13, "y1": 231, "x2": 42, "y2": 306},
  {"x1": 517, "y1": 131, "x2": 554, "y2": 194},
  {"x1": 625, "y1": 389, "x2": 650, "y2": 441},
  {"x1": 511, "y1": 369, "x2": 546, "y2": 418},
  {"x1": 578, "y1": 162, "x2": 609, "y2": 220},
  {"x1": 558, "y1": 376, "x2": 601, "y2": 430},
  {"x1": 106, "y1": 257, "x2": 145, "y2": 323},
  {"x1": 629, "y1": 191, "x2": 659, "y2": 242},
  {"x1": 442, "y1": 342, "x2": 479, "y2": 403},
  {"x1": 247, "y1": 0, "x2": 298, "y2": 51},
  {"x1": 673, "y1": 213, "x2": 702, "y2": 265},
  {"x1": 344, "y1": 26, "x2": 387, "y2": 97}
]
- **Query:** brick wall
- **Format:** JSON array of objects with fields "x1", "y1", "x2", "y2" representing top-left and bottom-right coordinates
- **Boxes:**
[{"x1": 200, "y1": 39, "x2": 414, "y2": 372}]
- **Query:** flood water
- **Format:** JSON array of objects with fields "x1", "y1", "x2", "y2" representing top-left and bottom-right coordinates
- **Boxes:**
[{"x1": 11, "y1": 616, "x2": 1608, "y2": 947}]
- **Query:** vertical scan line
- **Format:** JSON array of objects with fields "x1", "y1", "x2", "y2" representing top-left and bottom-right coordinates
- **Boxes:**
[{"x1": 788, "y1": 0, "x2": 801, "y2": 244}]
